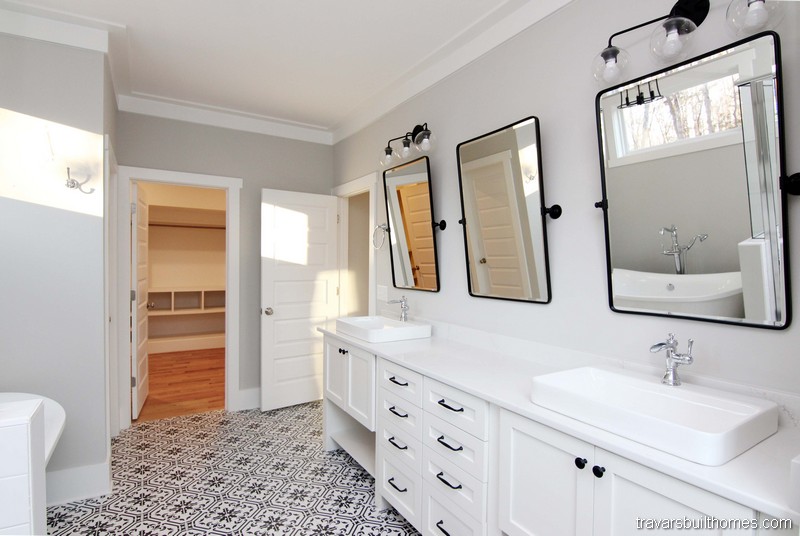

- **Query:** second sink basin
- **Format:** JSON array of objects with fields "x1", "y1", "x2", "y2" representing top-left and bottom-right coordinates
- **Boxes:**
[
  {"x1": 335, "y1": 315, "x2": 431, "y2": 343},
  {"x1": 530, "y1": 367, "x2": 778, "y2": 466}
]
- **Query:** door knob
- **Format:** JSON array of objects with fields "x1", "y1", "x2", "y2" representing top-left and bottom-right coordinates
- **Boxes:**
[
  {"x1": 146, "y1": 302, "x2": 156, "y2": 310},
  {"x1": 479, "y1": 258, "x2": 487, "y2": 264},
  {"x1": 264, "y1": 307, "x2": 274, "y2": 315}
]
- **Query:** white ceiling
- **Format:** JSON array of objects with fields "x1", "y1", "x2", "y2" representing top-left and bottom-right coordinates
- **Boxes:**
[{"x1": 0, "y1": 0, "x2": 571, "y2": 143}]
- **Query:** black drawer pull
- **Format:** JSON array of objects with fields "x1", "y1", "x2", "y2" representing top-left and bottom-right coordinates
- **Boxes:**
[
  {"x1": 389, "y1": 376, "x2": 409, "y2": 387},
  {"x1": 435, "y1": 471, "x2": 462, "y2": 490},
  {"x1": 593, "y1": 465, "x2": 606, "y2": 478},
  {"x1": 388, "y1": 436, "x2": 408, "y2": 451},
  {"x1": 436, "y1": 520, "x2": 451, "y2": 536},
  {"x1": 436, "y1": 435, "x2": 463, "y2": 452},
  {"x1": 388, "y1": 406, "x2": 408, "y2": 418},
  {"x1": 387, "y1": 477, "x2": 407, "y2": 493},
  {"x1": 575, "y1": 457, "x2": 587, "y2": 469},
  {"x1": 437, "y1": 399, "x2": 464, "y2": 413}
]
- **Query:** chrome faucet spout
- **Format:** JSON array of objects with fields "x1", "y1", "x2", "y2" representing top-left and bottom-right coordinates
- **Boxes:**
[
  {"x1": 650, "y1": 333, "x2": 693, "y2": 386},
  {"x1": 387, "y1": 296, "x2": 409, "y2": 322}
]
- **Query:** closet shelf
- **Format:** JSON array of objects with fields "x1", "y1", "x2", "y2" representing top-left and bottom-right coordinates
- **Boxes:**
[{"x1": 147, "y1": 289, "x2": 226, "y2": 315}]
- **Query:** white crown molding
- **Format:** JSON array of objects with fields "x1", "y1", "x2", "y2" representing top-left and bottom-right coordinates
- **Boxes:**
[
  {"x1": 330, "y1": 0, "x2": 575, "y2": 143},
  {"x1": 117, "y1": 94, "x2": 334, "y2": 145},
  {"x1": 0, "y1": 7, "x2": 108, "y2": 52}
]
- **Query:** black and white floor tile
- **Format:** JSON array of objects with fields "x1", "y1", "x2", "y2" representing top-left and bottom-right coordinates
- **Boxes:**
[{"x1": 47, "y1": 402, "x2": 420, "y2": 535}]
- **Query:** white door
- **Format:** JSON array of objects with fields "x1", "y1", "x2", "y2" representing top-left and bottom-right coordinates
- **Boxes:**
[
  {"x1": 462, "y1": 152, "x2": 534, "y2": 299},
  {"x1": 260, "y1": 189, "x2": 338, "y2": 411},
  {"x1": 130, "y1": 183, "x2": 150, "y2": 419}
]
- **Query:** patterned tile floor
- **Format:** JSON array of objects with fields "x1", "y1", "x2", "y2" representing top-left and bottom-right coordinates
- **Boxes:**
[{"x1": 47, "y1": 402, "x2": 420, "y2": 535}]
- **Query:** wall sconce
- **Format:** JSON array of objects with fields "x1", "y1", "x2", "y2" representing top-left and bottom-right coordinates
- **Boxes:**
[
  {"x1": 593, "y1": 0, "x2": 710, "y2": 84},
  {"x1": 725, "y1": 0, "x2": 783, "y2": 36},
  {"x1": 379, "y1": 123, "x2": 436, "y2": 168}
]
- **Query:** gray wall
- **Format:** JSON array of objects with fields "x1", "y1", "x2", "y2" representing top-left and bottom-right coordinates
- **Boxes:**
[
  {"x1": 115, "y1": 113, "x2": 334, "y2": 389},
  {"x1": 0, "y1": 34, "x2": 108, "y2": 478},
  {"x1": 607, "y1": 144, "x2": 750, "y2": 274},
  {"x1": 333, "y1": 0, "x2": 800, "y2": 395}
]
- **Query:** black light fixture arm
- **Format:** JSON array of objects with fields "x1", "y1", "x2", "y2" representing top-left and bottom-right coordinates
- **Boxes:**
[
  {"x1": 607, "y1": 14, "x2": 669, "y2": 47},
  {"x1": 606, "y1": 0, "x2": 709, "y2": 48}
]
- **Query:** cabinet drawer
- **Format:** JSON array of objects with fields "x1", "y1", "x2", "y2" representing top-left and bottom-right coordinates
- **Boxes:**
[
  {"x1": 378, "y1": 359, "x2": 424, "y2": 407},
  {"x1": 378, "y1": 388, "x2": 423, "y2": 440},
  {"x1": 423, "y1": 377, "x2": 489, "y2": 440},
  {"x1": 423, "y1": 412, "x2": 488, "y2": 481},
  {"x1": 423, "y1": 479, "x2": 486, "y2": 536},
  {"x1": 0, "y1": 474, "x2": 30, "y2": 528},
  {"x1": 378, "y1": 419, "x2": 423, "y2": 473},
  {"x1": 377, "y1": 452, "x2": 422, "y2": 527},
  {"x1": 0, "y1": 425, "x2": 28, "y2": 478},
  {"x1": 422, "y1": 448, "x2": 486, "y2": 521}
]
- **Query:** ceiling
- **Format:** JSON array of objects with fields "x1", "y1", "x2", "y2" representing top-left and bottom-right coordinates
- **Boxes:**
[{"x1": 0, "y1": 0, "x2": 571, "y2": 143}]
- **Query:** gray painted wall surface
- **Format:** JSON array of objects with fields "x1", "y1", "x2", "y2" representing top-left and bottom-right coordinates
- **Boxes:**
[
  {"x1": 333, "y1": 0, "x2": 800, "y2": 395},
  {"x1": 115, "y1": 112, "x2": 334, "y2": 389},
  {"x1": 0, "y1": 35, "x2": 108, "y2": 473}
]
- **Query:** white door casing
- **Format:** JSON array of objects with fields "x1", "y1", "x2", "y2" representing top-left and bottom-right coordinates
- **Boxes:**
[
  {"x1": 260, "y1": 188, "x2": 338, "y2": 411},
  {"x1": 130, "y1": 183, "x2": 150, "y2": 419}
]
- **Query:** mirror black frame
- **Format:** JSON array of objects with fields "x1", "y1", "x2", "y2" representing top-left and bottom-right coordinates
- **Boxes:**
[
  {"x1": 595, "y1": 32, "x2": 791, "y2": 329},
  {"x1": 383, "y1": 155, "x2": 441, "y2": 292},
  {"x1": 456, "y1": 116, "x2": 557, "y2": 304}
]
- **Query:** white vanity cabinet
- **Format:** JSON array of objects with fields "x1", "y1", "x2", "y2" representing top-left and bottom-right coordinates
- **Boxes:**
[
  {"x1": 322, "y1": 335, "x2": 376, "y2": 475},
  {"x1": 498, "y1": 410, "x2": 758, "y2": 536},
  {"x1": 376, "y1": 358, "x2": 490, "y2": 535}
]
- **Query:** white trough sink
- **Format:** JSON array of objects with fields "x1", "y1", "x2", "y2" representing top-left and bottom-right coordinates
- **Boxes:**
[
  {"x1": 530, "y1": 367, "x2": 778, "y2": 466},
  {"x1": 335, "y1": 315, "x2": 431, "y2": 343}
]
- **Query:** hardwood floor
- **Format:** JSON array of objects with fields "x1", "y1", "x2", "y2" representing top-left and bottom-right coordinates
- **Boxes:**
[{"x1": 136, "y1": 347, "x2": 225, "y2": 422}]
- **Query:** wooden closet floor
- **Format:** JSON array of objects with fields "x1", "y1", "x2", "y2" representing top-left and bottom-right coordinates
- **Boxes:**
[{"x1": 136, "y1": 347, "x2": 225, "y2": 422}]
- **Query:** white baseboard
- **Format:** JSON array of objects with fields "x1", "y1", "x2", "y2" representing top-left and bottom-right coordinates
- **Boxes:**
[
  {"x1": 46, "y1": 461, "x2": 111, "y2": 506},
  {"x1": 230, "y1": 387, "x2": 260, "y2": 412},
  {"x1": 148, "y1": 333, "x2": 225, "y2": 354}
]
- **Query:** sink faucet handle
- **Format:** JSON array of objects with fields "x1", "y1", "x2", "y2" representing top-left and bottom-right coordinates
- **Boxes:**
[{"x1": 686, "y1": 338, "x2": 694, "y2": 356}]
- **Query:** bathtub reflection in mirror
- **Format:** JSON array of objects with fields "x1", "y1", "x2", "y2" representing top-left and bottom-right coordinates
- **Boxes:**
[{"x1": 596, "y1": 33, "x2": 789, "y2": 328}]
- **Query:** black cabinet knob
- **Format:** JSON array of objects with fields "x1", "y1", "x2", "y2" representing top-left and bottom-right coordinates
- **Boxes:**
[
  {"x1": 574, "y1": 457, "x2": 587, "y2": 469},
  {"x1": 592, "y1": 465, "x2": 606, "y2": 478}
]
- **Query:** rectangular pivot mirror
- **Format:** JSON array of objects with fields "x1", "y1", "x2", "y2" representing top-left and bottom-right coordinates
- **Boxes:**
[
  {"x1": 596, "y1": 33, "x2": 789, "y2": 328},
  {"x1": 456, "y1": 117, "x2": 553, "y2": 303},
  {"x1": 383, "y1": 156, "x2": 440, "y2": 291}
]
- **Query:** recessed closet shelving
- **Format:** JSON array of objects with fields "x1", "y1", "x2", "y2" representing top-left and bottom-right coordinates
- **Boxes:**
[{"x1": 146, "y1": 202, "x2": 226, "y2": 354}]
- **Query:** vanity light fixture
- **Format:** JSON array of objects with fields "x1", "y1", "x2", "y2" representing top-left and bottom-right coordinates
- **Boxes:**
[
  {"x1": 379, "y1": 123, "x2": 435, "y2": 168},
  {"x1": 725, "y1": 0, "x2": 783, "y2": 36},
  {"x1": 593, "y1": 0, "x2": 709, "y2": 84}
]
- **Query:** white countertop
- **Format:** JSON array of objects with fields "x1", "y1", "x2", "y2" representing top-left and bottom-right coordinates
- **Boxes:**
[{"x1": 320, "y1": 327, "x2": 800, "y2": 523}]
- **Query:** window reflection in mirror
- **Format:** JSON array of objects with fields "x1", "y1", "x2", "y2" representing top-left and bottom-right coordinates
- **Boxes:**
[
  {"x1": 596, "y1": 33, "x2": 789, "y2": 328},
  {"x1": 383, "y1": 156, "x2": 440, "y2": 292},
  {"x1": 456, "y1": 117, "x2": 552, "y2": 303}
]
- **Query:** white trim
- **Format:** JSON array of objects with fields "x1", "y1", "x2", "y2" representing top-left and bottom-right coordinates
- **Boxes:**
[
  {"x1": 46, "y1": 461, "x2": 111, "y2": 506},
  {"x1": 115, "y1": 166, "x2": 243, "y2": 429},
  {"x1": 236, "y1": 387, "x2": 261, "y2": 411},
  {"x1": 333, "y1": 173, "x2": 378, "y2": 316},
  {"x1": 0, "y1": 8, "x2": 108, "y2": 53},
  {"x1": 118, "y1": 94, "x2": 333, "y2": 146}
]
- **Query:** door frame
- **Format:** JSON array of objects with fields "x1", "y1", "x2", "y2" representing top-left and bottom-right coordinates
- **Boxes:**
[
  {"x1": 332, "y1": 172, "x2": 378, "y2": 316},
  {"x1": 114, "y1": 166, "x2": 243, "y2": 430}
]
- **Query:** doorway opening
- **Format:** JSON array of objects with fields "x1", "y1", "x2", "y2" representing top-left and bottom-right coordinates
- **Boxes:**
[
  {"x1": 134, "y1": 182, "x2": 227, "y2": 422},
  {"x1": 115, "y1": 166, "x2": 242, "y2": 433}
]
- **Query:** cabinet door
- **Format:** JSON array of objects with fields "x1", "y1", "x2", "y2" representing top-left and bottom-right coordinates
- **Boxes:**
[
  {"x1": 498, "y1": 411, "x2": 594, "y2": 536},
  {"x1": 592, "y1": 449, "x2": 756, "y2": 536},
  {"x1": 345, "y1": 346, "x2": 375, "y2": 431},
  {"x1": 323, "y1": 339, "x2": 346, "y2": 409}
]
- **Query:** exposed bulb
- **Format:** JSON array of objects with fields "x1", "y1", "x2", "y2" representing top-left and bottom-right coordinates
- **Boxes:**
[
  {"x1": 400, "y1": 138, "x2": 412, "y2": 158},
  {"x1": 603, "y1": 57, "x2": 621, "y2": 84},
  {"x1": 661, "y1": 28, "x2": 683, "y2": 59},
  {"x1": 745, "y1": 0, "x2": 768, "y2": 29},
  {"x1": 419, "y1": 136, "x2": 431, "y2": 152}
]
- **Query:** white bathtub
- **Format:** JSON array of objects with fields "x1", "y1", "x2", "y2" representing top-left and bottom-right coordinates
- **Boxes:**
[{"x1": 612, "y1": 269, "x2": 745, "y2": 318}]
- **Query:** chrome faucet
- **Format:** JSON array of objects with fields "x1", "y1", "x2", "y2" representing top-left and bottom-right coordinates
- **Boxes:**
[
  {"x1": 388, "y1": 296, "x2": 409, "y2": 322},
  {"x1": 650, "y1": 333, "x2": 694, "y2": 386},
  {"x1": 659, "y1": 225, "x2": 708, "y2": 274}
]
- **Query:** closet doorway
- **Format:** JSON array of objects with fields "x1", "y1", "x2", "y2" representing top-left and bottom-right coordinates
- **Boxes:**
[{"x1": 134, "y1": 182, "x2": 227, "y2": 422}]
